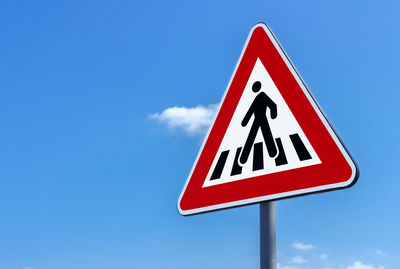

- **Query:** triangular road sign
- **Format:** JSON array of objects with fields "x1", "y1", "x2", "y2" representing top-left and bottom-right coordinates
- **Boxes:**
[{"x1": 178, "y1": 23, "x2": 359, "y2": 216}]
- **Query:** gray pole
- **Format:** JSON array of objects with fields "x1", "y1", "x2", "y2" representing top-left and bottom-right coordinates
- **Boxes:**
[{"x1": 260, "y1": 202, "x2": 276, "y2": 269}]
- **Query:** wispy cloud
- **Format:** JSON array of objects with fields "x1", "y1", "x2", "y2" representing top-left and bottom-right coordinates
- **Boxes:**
[
  {"x1": 347, "y1": 261, "x2": 384, "y2": 269},
  {"x1": 375, "y1": 249, "x2": 386, "y2": 256},
  {"x1": 292, "y1": 242, "x2": 314, "y2": 250},
  {"x1": 23, "y1": 267, "x2": 33, "y2": 269},
  {"x1": 277, "y1": 263, "x2": 299, "y2": 269},
  {"x1": 150, "y1": 104, "x2": 218, "y2": 135},
  {"x1": 290, "y1": 255, "x2": 309, "y2": 264},
  {"x1": 282, "y1": 242, "x2": 386, "y2": 269}
]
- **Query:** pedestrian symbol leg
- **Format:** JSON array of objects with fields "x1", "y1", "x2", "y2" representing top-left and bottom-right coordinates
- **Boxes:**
[
  {"x1": 260, "y1": 121, "x2": 277, "y2": 158},
  {"x1": 240, "y1": 123, "x2": 259, "y2": 165},
  {"x1": 253, "y1": 142, "x2": 264, "y2": 171}
]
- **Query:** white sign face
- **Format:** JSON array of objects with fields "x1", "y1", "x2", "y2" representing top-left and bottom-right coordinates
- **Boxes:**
[{"x1": 203, "y1": 59, "x2": 321, "y2": 187}]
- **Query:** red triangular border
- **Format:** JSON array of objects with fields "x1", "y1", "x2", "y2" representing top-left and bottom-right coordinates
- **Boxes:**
[{"x1": 178, "y1": 23, "x2": 358, "y2": 216}]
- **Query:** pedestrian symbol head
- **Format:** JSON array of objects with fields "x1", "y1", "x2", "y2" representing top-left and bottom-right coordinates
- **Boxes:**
[{"x1": 252, "y1": 81, "x2": 262, "y2": 93}]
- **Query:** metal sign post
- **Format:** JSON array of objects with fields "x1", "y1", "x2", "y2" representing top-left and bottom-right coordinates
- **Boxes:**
[{"x1": 260, "y1": 202, "x2": 276, "y2": 269}]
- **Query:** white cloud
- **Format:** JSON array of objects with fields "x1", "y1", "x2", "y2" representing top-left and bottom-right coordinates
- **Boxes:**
[
  {"x1": 150, "y1": 104, "x2": 218, "y2": 135},
  {"x1": 347, "y1": 261, "x2": 384, "y2": 269},
  {"x1": 277, "y1": 263, "x2": 299, "y2": 269},
  {"x1": 290, "y1": 255, "x2": 308, "y2": 264},
  {"x1": 320, "y1": 254, "x2": 328, "y2": 260},
  {"x1": 23, "y1": 267, "x2": 33, "y2": 269},
  {"x1": 292, "y1": 242, "x2": 314, "y2": 250},
  {"x1": 375, "y1": 249, "x2": 386, "y2": 256}
]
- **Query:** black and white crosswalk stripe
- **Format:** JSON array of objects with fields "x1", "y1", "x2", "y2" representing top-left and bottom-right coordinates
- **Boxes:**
[{"x1": 210, "y1": 133, "x2": 312, "y2": 181}]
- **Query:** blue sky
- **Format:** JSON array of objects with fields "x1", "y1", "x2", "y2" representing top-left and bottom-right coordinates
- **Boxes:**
[{"x1": 1, "y1": 0, "x2": 399, "y2": 269}]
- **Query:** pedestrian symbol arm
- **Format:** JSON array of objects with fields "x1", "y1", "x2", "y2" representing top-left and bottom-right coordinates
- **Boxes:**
[
  {"x1": 241, "y1": 104, "x2": 254, "y2": 127},
  {"x1": 268, "y1": 98, "x2": 277, "y2": 119}
]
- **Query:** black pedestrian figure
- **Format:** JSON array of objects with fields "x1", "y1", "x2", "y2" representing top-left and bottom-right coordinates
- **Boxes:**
[{"x1": 239, "y1": 81, "x2": 278, "y2": 165}]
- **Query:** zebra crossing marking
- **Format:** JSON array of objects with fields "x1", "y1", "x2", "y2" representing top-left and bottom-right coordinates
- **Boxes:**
[
  {"x1": 210, "y1": 150, "x2": 229, "y2": 180},
  {"x1": 231, "y1": 147, "x2": 243, "y2": 176},
  {"x1": 289, "y1": 134, "x2": 312, "y2": 161},
  {"x1": 274, "y1": 138, "x2": 287, "y2": 166},
  {"x1": 209, "y1": 133, "x2": 312, "y2": 180}
]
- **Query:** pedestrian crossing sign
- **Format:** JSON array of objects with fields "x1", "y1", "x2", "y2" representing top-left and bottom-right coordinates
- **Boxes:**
[{"x1": 178, "y1": 23, "x2": 359, "y2": 216}]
